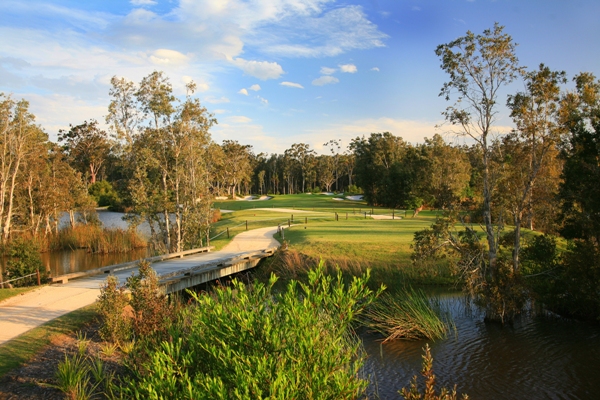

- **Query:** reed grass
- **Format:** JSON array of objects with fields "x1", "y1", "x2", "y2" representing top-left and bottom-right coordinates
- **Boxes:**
[
  {"x1": 360, "y1": 288, "x2": 452, "y2": 342},
  {"x1": 43, "y1": 225, "x2": 147, "y2": 253}
]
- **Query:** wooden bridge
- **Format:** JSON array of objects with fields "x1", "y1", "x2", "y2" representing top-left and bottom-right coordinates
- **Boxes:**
[{"x1": 0, "y1": 226, "x2": 281, "y2": 345}]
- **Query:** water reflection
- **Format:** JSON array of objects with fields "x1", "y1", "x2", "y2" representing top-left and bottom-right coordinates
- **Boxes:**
[{"x1": 362, "y1": 293, "x2": 600, "y2": 399}]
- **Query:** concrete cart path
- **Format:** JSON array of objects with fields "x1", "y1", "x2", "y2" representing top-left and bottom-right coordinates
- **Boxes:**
[{"x1": 0, "y1": 226, "x2": 280, "y2": 346}]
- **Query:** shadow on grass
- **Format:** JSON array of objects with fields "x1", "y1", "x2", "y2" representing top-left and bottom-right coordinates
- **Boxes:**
[{"x1": 0, "y1": 304, "x2": 98, "y2": 378}]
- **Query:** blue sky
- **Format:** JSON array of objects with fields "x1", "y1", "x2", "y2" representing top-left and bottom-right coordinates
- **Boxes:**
[{"x1": 1, "y1": 0, "x2": 599, "y2": 154}]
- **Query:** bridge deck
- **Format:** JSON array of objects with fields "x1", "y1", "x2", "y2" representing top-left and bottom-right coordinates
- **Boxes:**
[{"x1": 0, "y1": 226, "x2": 281, "y2": 346}]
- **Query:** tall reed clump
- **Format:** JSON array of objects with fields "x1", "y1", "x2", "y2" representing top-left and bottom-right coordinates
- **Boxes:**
[
  {"x1": 360, "y1": 287, "x2": 452, "y2": 342},
  {"x1": 114, "y1": 262, "x2": 384, "y2": 399},
  {"x1": 46, "y1": 225, "x2": 147, "y2": 253}
]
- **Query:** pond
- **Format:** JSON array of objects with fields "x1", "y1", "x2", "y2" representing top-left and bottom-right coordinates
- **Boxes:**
[{"x1": 362, "y1": 292, "x2": 600, "y2": 399}]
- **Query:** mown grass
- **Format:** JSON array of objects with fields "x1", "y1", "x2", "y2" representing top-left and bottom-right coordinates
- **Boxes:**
[
  {"x1": 0, "y1": 304, "x2": 99, "y2": 378},
  {"x1": 0, "y1": 286, "x2": 38, "y2": 303},
  {"x1": 214, "y1": 193, "x2": 406, "y2": 215},
  {"x1": 211, "y1": 194, "x2": 453, "y2": 286}
]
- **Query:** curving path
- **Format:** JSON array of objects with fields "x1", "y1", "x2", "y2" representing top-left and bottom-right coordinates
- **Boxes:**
[{"x1": 0, "y1": 226, "x2": 280, "y2": 346}]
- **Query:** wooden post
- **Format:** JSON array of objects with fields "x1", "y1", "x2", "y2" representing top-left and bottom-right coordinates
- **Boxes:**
[
  {"x1": 227, "y1": 227, "x2": 230, "y2": 238},
  {"x1": 281, "y1": 227, "x2": 285, "y2": 240},
  {"x1": 291, "y1": 214, "x2": 294, "y2": 223},
  {"x1": 37, "y1": 269, "x2": 41, "y2": 286},
  {"x1": 364, "y1": 212, "x2": 367, "y2": 219},
  {"x1": 246, "y1": 220, "x2": 248, "y2": 230},
  {"x1": 346, "y1": 212, "x2": 348, "y2": 220},
  {"x1": 305, "y1": 216, "x2": 307, "y2": 224},
  {"x1": 288, "y1": 219, "x2": 291, "y2": 227},
  {"x1": 392, "y1": 210, "x2": 395, "y2": 220}
]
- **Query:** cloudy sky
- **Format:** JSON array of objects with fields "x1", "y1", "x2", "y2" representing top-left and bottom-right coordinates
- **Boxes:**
[{"x1": 1, "y1": 0, "x2": 599, "y2": 154}]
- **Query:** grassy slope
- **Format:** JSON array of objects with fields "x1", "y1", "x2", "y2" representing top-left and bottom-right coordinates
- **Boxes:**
[
  {"x1": 0, "y1": 287, "x2": 38, "y2": 303},
  {"x1": 211, "y1": 194, "x2": 452, "y2": 285},
  {"x1": 0, "y1": 304, "x2": 98, "y2": 378}
]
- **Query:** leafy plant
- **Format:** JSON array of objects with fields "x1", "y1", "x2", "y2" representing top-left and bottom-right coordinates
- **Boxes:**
[
  {"x1": 97, "y1": 275, "x2": 132, "y2": 343},
  {"x1": 115, "y1": 262, "x2": 383, "y2": 399},
  {"x1": 4, "y1": 238, "x2": 45, "y2": 287}
]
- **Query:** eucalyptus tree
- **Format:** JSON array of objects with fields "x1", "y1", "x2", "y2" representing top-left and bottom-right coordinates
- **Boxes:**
[
  {"x1": 435, "y1": 23, "x2": 523, "y2": 275},
  {"x1": 505, "y1": 64, "x2": 566, "y2": 271},
  {"x1": 0, "y1": 95, "x2": 48, "y2": 240},
  {"x1": 323, "y1": 139, "x2": 342, "y2": 191},
  {"x1": 287, "y1": 143, "x2": 315, "y2": 193},
  {"x1": 111, "y1": 72, "x2": 217, "y2": 253},
  {"x1": 106, "y1": 76, "x2": 139, "y2": 146},
  {"x1": 421, "y1": 134, "x2": 472, "y2": 209},
  {"x1": 350, "y1": 132, "x2": 409, "y2": 206},
  {"x1": 58, "y1": 120, "x2": 111, "y2": 184},
  {"x1": 221, "y1": 140, "x2": 253, "y2": 198}
]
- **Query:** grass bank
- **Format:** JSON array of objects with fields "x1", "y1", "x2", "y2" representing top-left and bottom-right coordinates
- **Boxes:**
[
  {"x1": 0, "y1": 287, "x2": 38, "y2": 303},
  {"x1": 0, "y1": 304, "x2": 98, "y2": 378},
  {"x1": 210, "y1": 195, "x2": 454, "y2": 286}
]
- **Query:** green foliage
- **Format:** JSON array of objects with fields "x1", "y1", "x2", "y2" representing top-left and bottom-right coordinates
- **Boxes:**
[
  {"x1": 4, "y1": 238, "x2": 45, "y2": 287},
  {"x1": 346, "y1": 184, "x2": 362, "y2": 194},
  {"x1": 88, "y1": 180, "x2": 121, "y2": 208},
  {"x1": 522, "y1": 236, "x2": 600, "y2": 321},
  {"x1": 97, "y1": 275, "x2": 132, "y2": 343},
  {"x1": 412, "y1": 213, "x2": 529, "y2": 323},
  {"x1": 400, "y1": 344, "x2": 469, "y2": 400},
  {"x1": 54, "y1": 352, "x2": 113, "y2": 400},
  {"x1": 98, "y1": 260, "x2": 178, "y2": 344},
  {"x1": 125, "y1": 260, "x2": 177, "y2": 340},
  {"x1": 116, "y1": 263, "x2": 382, "y2": 399}
]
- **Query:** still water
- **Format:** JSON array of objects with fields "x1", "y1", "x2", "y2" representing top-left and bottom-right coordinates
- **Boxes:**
[
  {"x1": 42, "y1": 210, "x2": 150, "y2": 277},
  {"x1": 362, "y1": 293, "x2": 600, "y2": 400}
]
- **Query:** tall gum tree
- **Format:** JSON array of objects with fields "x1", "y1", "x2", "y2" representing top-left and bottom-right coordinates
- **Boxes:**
[
  {"x1": 506, "y1": 64, "x2": 566, "y2": 272},
  {"x1": 435, "y1": 23, "x2": 523, "y2": 276}
]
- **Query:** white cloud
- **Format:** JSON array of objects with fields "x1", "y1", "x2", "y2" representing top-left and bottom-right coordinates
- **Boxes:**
[
  {"x1": 228, "y1": 115, "x2": 252, "y2": 123},
  {"x1": 412, "y1": 6, "x2": 421, "y2": 11},
  {"x1": 370, "y1": 67, "x2": 380, "y2": 72},
  {"x1": 131, "y1": 0, "x2": 157, "y2": 6},
  {"x1": 257, "y1": 6, "x2": 388, "y2": 58},
  {"x1": 249, "y1": 84, "x2": 261, "y2": 91},
  {"x1": 204, "y1": 96, "x2": 230, "y2": 104},
  {"x1": 148, "y1": 49, "x2": 189, "y2": 65},
  {"x1": 230, "y1": 58, "x2": 284, "y2": 80},
  {"x1": 257, "y1": 96, "x2": 268, "y2": 105},
  {"x1": 339, "y1": 63, "x2": 357, "y2": 73},
  {"x1": 320, "y1": 66, "x2": 336, "y2": 75},
  {"x1": 280, "y1": 81, "x2": 304, "y2": 89},
  {"x1": 312, "y1": 76, "x2": 339, "y2": 86},
  {"x1": 238, "y1": 88, "x2": 249, "y2": 95},
  {"x1": 213, "y1": 109, "x2": 228, "y2": 114}
]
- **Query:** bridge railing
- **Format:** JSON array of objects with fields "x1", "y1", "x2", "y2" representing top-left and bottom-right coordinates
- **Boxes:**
[{"x1": 51, "y1": 246, "x2": 214, "y2": 284}]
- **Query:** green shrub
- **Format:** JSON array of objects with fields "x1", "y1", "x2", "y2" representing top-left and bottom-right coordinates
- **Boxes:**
[
  {"x1": 116, "y1": 263, "x2": 383, "y2": 399},
  {"x1": 97, "y1": 275, "x2": 132, "y2": 343},
  {"x1": 88, "y1": 180, "x2": 121, "y2": 209},
  {"x1": 4, "y1": 238, "x2": 46, "y2": 287}
]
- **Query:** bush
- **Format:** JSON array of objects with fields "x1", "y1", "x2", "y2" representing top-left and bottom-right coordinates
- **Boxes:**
[
  {"x1": 97, "y1": 275, "x2": 132, "y2": 343},
  {"x1": 88, "y1": 180, "x2": 121, "y2": 209},
  {"x1": 346, "y1": 184, "x2": 363, "y2": 194},
  {"x1": 116, "y1": 263, "x2": 383, "y2": 399},
  {"x1": 4, "y1": 238, "x2": 46, "y2": 287}
]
